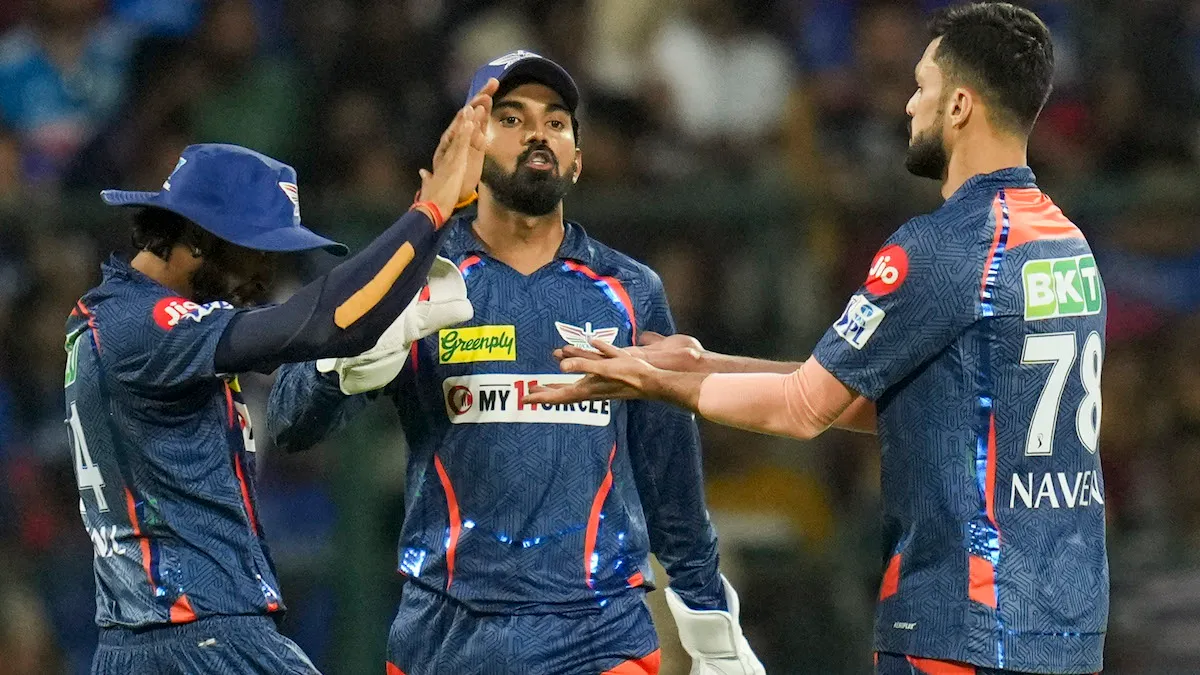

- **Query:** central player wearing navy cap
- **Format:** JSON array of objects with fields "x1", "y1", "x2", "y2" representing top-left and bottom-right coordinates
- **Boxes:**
[
  {"x1": 268, "y1": 51, "x2": 764, "y2": 674},
  {"x1": 66, "y1": 81, "x2": 498, "y2": 674}
]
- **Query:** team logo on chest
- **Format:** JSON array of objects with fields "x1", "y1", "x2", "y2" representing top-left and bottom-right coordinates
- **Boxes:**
[{"x1": 555, "y1": 321, "x2": 619, "y2": 352}]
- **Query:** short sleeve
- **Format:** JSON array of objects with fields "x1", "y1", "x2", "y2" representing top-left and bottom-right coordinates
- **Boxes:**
[
  {"x1": 636, "y1": 268, "x2": 676, "y2": 338},
  {"x1": 811, "y1": 226, "x2": 979, "y2": 401},
  {"x1": 106, "y1": 295, "x2": 240, "y2": 392}
]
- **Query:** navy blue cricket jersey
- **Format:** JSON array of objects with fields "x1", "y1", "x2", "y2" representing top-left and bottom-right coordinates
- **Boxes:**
[
  {"x1": 812, "y1": 168, "x2": 1107, "y2": 673},
  {"x1": 269, "y1": 218, "x2": 724, "y2": 613},
  {"x1": 65, "y1": 257, "x2": 282, "y2": 628}
]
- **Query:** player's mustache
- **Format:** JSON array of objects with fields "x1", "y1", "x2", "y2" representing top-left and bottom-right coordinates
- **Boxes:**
[{"x1": 518, "y1": 143, "x2": 558, "y2": 170}]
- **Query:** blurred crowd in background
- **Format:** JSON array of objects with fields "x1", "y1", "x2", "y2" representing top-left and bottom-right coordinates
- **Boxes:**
[{"x1": 0, "y1": 0, "x2": 1198, "y2": 673}]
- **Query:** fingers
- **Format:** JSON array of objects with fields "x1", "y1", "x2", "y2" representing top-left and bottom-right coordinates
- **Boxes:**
[
  {"x1": 433, "y1": 107, "x2": 464, "y2": 164},
  {"x1": 558, "y1": 346, "x2": 605, "y2": 361},
  {"x1": 469, "y1": 112, "x2": 488, "y2": 152},
  {"x1": 524, "y1": 378, "x2": 619, "y2": 405},
  {"x1": 591, "y1": 339, "x2": 626, "y2": 358},
  {"x1": 465, "y1": 78, "x2": 499, "y2": 110},
  {"x1": 523, "y1": 384, "x2": 583, "y2": 405},
  {"x1": 559, "y1": 357, "x2": 601, "y2": 374},
  {"x1": 442, "y1": 113, "x2": 475, "y2": 165},
  {"x1": 465, "y1": 78, "x2": 498, "y2": 132}
]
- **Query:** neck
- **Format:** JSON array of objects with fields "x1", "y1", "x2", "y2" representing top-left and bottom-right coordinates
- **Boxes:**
[
  {"x1": 131, "y1": 250, "x2": 194, "y2": 298},
  {"x1": 940, "y1": 126, "x2": 1028, "y2": 199},
  {"x1": 472, "y1": 189, "x2": 566, "y2": 275}
]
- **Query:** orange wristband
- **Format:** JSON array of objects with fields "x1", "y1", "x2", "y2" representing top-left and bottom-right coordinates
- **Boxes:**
[
  {"x1": 411, "y1": 200, "x2": 445, "y2": 229},
  {"x1": 454, "y1": 191, "x2": 478, "y2": 211}
]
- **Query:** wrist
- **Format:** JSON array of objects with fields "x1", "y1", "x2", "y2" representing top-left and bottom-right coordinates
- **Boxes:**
[
  {"x1": 694, "y1": 350, "x2": 723, "y2": 374},
  {"x1": 411, "y1": 200, "x2": 448, "y2": 229},
  {"x1": 648, "y1": 369, "x2": 707, "y2": 411}
]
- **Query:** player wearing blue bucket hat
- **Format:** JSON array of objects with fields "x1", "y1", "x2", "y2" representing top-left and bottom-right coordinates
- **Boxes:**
[
  {"x1": 100, "y1": 143, "x2": 349, "y2": 256},
  {"x1": 69, "y1": 80, "x2": 499, "y2": 675}
]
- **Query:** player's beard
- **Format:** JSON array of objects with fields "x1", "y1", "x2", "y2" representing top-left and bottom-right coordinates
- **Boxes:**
[
  {"x1": 904, "y1": 112, "x2": 949, "y2": 181},
  {"x1": 481, "y1": 144, "x2": 577, "y2": 216}
]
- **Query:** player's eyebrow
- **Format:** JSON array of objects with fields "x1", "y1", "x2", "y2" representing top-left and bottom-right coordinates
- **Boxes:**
[
  {"x1": 493, "y1": 100, "x2": 526, "y2": 116},
  {"x1": 545, "y1": 102, "x2": 571, "y2": 117}
]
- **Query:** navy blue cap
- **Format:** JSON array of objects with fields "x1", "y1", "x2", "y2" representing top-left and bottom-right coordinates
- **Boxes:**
[
  {"x1": 101, "y1": 143, "x2": 348, "y2": 256},
  {"x1": 466, "y1": 50, "x2": 579, "y2": 113}
]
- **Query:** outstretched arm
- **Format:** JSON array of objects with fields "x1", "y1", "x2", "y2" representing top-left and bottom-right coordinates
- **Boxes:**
[
  {"x1": 544, "y1": 337, "x2": 876, "y2": 435},
  {"x1": 213, "y1": 80, "x2": 497, "y2": 375}
]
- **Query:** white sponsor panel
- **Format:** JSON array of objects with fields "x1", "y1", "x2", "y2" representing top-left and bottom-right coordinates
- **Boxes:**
[{"x1": 443, "y1": 374, "x2": 611, "y2": 426}]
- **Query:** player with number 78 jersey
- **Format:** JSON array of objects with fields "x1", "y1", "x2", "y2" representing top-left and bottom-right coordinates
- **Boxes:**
[
  {"x1": 816, "y1": 166, "x2": 1108, "y2": 673},
  {"x1": 524, "y1": 5, "x2": 1107, "y2": 673}
]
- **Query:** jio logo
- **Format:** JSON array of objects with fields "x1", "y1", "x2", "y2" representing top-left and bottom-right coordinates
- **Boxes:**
[{"x1": 865, "y1": 245, "x2": 909, "y2": 296}]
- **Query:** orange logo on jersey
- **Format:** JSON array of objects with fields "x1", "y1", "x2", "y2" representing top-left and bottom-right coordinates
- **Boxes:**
[{"x1": 865, "y1": 245, "x2": 909, "y2": 296}]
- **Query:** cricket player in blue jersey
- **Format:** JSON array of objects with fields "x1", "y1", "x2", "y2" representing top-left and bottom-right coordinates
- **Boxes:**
[
  {"x1": 529, "y1": 4, "x2": 1107, "y2": 674},
  {"x1": 268, "y1": 52, "x2": 763, "y2": 674},
  {"x1": 64, "y1": 80, "x2": 499, "y2": 674}
]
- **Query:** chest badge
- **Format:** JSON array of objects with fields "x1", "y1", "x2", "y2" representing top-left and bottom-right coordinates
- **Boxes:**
[{"x1": 555, "y1": 321, "x2": 619, "y2": 352}]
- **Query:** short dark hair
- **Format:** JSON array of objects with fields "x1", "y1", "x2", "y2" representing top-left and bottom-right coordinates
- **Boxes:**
[
  {"x1": 130, "y1": 207, "x2": 207, "y2": 260},
  {"x1": 929, "y1": 2, "x2": 1054, "y2": 135}
]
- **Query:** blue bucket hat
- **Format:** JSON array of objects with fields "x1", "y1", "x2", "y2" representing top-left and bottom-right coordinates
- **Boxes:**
[
  {"x1": 101, "y1": 143, "x2": 348, "y2": 256},
  {"x1": 465, "y1": 50, "x2": 579, "y2": 112}
]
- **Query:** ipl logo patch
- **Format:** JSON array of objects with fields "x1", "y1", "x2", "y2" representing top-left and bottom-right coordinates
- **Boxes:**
[{"x1": 833, "y1": 294, "x2": 886, "y2": 350}]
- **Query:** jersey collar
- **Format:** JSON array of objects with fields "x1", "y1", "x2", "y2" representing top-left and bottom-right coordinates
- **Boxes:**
[
  {"x1": 101, "y1": 254, "x2": 142, "y2": 282},
  {"x1": 442, "y1": 215, "x2": 598, "y2": 266},
  {"x1": 101, "y1": 254, "x2": 176, "y2": 296},
  {"x1": 945, "y1": 166, "x2": 1038, "y2": 205}
]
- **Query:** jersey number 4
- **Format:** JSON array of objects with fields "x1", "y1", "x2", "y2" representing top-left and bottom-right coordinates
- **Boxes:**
[
  {"x1": 1020, "y1": 331, "x2": 1103, "y2": 456},
  {"x1": 67, "y1": 401, "x2": 110, "y2": 512}
]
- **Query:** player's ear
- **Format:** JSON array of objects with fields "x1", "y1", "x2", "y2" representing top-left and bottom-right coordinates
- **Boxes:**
[
  {"x1": 948, "y1": 87, "x2": 973, "y2": 129},
  {"x1": 571, "y1": 148, "x2": 582, "y2": 184}
]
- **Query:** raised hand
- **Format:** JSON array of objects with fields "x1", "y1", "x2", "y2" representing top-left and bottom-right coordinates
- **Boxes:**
[{"x1": 419, "y1": 78, "x2": 499, "y2": 220}]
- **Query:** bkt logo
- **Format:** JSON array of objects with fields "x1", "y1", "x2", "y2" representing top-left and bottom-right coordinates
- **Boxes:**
[
  {"x1": 443, "y1": 374, "x2": 611, "y2": 426},
  {"x1": 864, "y1": 245, "x2": 909, "y2": 296},
  {"x1": 153, "y1": 297, "x2": 234, "y2": 330},
  {"x1": 1023, "y1": 255, "x2": 1102, "y2": 321}
]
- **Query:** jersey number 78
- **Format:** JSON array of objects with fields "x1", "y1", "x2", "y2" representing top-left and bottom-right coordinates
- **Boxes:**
[{"x1": 1020, "y1": 331, "x2": 1103, "y2": 457}]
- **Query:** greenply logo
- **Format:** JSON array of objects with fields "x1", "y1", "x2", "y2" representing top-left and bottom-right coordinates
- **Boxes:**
[
  {"x1": 1022, "y1": 255, "x2": 1102, "y2": 320},
  {"x1": 439, "y1": 326, "x2": 516, "y2": 364}
]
